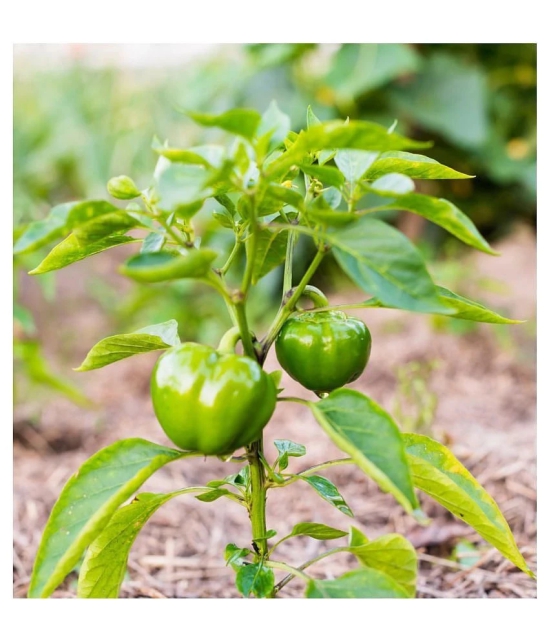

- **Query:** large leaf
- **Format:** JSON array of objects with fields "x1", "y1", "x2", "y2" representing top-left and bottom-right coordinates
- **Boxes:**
[
  {"x1": 305, "y1": 568, "x2": 410, "y2": 598},
  {"x1": 249, "y1": 225, "x2": 288, "y2": 284},
  {"x1": 403, "y1": 434, "x2": 534, "y2": 577},
  {"x1": 76, "y1": 320, "x2": 181, "y2": 371},
  {"x1": 365, "y1": 151, "x2": 473, "y2": 180},
  {"x1": 120, "y1": 249, "x2": 217, "y2": 283},
  {"x1": 73, "y1": 212, "x2": 147, "y2": 244},
  {"x1": 154, "y1": 144, "x2": 225, "y2": 168},
  {"x1": 297, "y1": 163, "x2": 345, "y2": 188},
  {"x1": 329, "y1": 217, "x2": 453, "y2": 314},
  {"x1": 28, "y1": 234, "x2": 138, "y2": 275},
  {"x1": 77, "y1": 487, "x2": 209, "y2": 598},
  {"x1": 349, "y1": 533, "x2": 417, "y2": 597},
  {"x1": 311, "y1": 390, "x2": 418, "y2": 514},
  {"x1": 28, "y1": 439, "x2": 191, "y2": 598},
  {"x1": 187, "y1": 108, "x2": 261, "y2": 140},
  {"x1": 362, "y1": 285, "x2": 522, "y2": 324},
  {"x1": 362, "y1": 190, "x2": 496, "y2": 255}
]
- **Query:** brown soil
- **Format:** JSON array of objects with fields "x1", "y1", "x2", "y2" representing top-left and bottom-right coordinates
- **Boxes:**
[{"x1": 13, "y1": 225, "x2": 537, "y2": 598}]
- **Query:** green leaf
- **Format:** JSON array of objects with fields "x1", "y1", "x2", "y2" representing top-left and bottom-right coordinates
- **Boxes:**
[
  {"x1": 29, "y1": 234, "x2": 138, "y2": 275},
  {"x1": 73, "y1": 212, "x2": 145, "y2": 244},
  {"x1": 307, "y1": 106, "x2": 335, "y2": 165},
  {"x1": 66, "y1": 200, "x2": 120, "y2": 227},
  {"x1": 28, "y1": 439, "x2": 190, "y2": 598},
  {"x1": 78, "y1": 486, "x2": 211, "y2": 597},
  {"x1": 187, "y1": 108, "x2": 261, "y2": 140},
  {"x1": 289, "y1": 522, "x2": 348, "y2": 541},
  {"x1": 403, "y1": 433, "x2": 534, "y2": 578},
  {"x1": 335, "y1": 149, "x2": 378, "y2": 187},
  {"x1": 361, "y1": 285, "x2": 522, "y2": 324},
  {"x1": 257, "y1": 101, "x2": 291, "y2": 153},
  {"x1": 306, "y1": 197, "x2": 356, "y2": 227},
  {"x1": 141, "y1": 232, "x2": 165, "y2": 254},
  {"x1": 214, "y1": 193, "x2": 237, "y2": 217},
  {"x1": 267, "y1": 120, "x2": 430, "y2": 178},
  {"x1": 13, "y1": 202, "x2": 77, "y2": 254},
  {"x1": 249, "y1": 224, "x2": 288, "y2": 285},
  {"x1": 225, "y1": 544, "x2": 251, "y2": 569},
  {"x1": 13, "y1": 303, "x2": 35, "y2": 334},
  {"x1": 120, "y1": 249, "x2": 217, "y2": 283},
  {"x1": 370, "y1": 173, "x2": 415, "y2": 194},
  {"x1": 348, "y1": 533, "x2": 417, "y2": 597},
  {"x1": 435, "y1": 286, "x2": 523, "y2": 323},
  {"x1": 274, "y1": 440, "x2": 306, "y2": 458},
  {"x1": 263, "y1": 184, "x2": 305, "y2": 211},
  {"x1": 307, "y1": 105, "x2": 322, "y2": 129},
  {"x1": 301, "y1": 475, "x2": 353, "y2": 517},
  {"x1": 156, "y1": 164, "x2": 212, "y2": 211},
  {"x1": 194, "y1": 488, "x2": 233, "y2": 503},
  {"x1": 329, "y1": 217, "x2": 453, "y2": 314},
  {"x1": 363, "y1": 191, "x2": 496, "y2": 255},
  {"x1": 297, "y1": 163, "x2": 345, "y2": 188},
  {"x1": 236, "y1": 563, "x2": 275, "y2": 598},
  {"x1": 154, "y1": 145, "x2": 225, "y2": 167},
  {"x1": 75, "y1": 320, "x2": 180, "y2": 371},
  {"x1": 305, "y1": 568, "x2": 410, "y2": 598},
  {"x1": 77, "y1": 492, "x2": 171, "y2": 598},
  {"x1": 349, "y1": 526, "x2": 369, "y2": 547},
  {"x1": 312, "y1": 390, "x2": 418, "y2": 514},
  {"x1": 365, "y1": 151, "x2": 474, "y2": 180}
]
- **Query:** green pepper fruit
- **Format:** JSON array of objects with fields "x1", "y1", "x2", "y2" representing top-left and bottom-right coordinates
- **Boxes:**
[
  {"x1": 275, "y1": 311, "x2": 372, "y2": 394},
  {"x1": 151, "y1": 343, "x2": 276, "y2": 455}
]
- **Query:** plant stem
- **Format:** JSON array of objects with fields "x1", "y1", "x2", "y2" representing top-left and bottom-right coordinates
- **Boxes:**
[
  {"x1": 274, "y1": 547, "x2": 347, "y2": 594},
  {"x1": 220, "y1": 239, "x2": 242, "y2": 276},
  {"x1": 261, "y1": 246, "x2": 326, "y2": 357},
  {"x1": 234, "y1": 300, "x2": 256, "y2": 359},
  {"x1": 266, "y1": 458, "x2": 354, "y2": 489},
  {"x1": 247, "y1": 438, "x2": 268, "y2": 559},
  {"x1": 266, "y1": 560, "x2": 312, "y2": 583}
]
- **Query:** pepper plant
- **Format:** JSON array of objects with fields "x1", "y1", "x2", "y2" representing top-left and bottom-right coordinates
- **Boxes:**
[{"x1": 20, "y1": 103, "x2": 534, "y2": 598}]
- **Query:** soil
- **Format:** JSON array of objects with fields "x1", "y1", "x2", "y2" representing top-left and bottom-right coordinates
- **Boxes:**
[{"x1": 13, "y1": 225, "x2": 537, "y2": 599}]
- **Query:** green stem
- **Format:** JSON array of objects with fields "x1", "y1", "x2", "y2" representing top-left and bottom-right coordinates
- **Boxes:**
[
  {"x1": 274, "y1": 547, "x2": 347, "y2": 593},
  {"x1": 266, "y1": 560, "x2": 312, "y2": 583},
  {"x1": 267, "y1": 458, "x2": 354, "y2": 489},
  {"x1": 234, "y1": 300, "x2": 256, "y2": 360},
  {"x1": 247, "y1": 437, "x2": 268, "y2": 559},
  {"x1": 220, "y1": 239, "x2": 242, "y2": 276},
  {"x1": 283, "y1": 228, "x2": 297, "y2": 295},
  {"x1": 261, "y1": 246, "x2": 326, "y2": 358}
]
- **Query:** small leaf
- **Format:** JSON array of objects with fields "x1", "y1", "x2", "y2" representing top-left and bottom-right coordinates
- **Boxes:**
[
  {"x1": 75, "y1": 320, "x2": 180, "y2": 371},
  {"x1": 29, "y1": 234, "x2": 138, "y2": 275},
  {"x1": 348, "y1": 533, "x2": 417, "y2": 597},
  {"x1": 154, "y1": 145, "x2": 224, "y2": 168},
  {"x1": 365, "y1": 151, "x2": 474, "y2": 180},
  {"x1": 236, "y1": 562, "x2": 275, "y2": 598},
  {"x1": 249, "y1": 224, "x2": 288, "y2": 285},
  {"x1": 187, "y1": 108, "x2": 261, "y2": 140},
  {"x1": 312, "y1": 390, "x2": 418, "y2": 514},
  {"x1": 107, "y1": 176, "x2": 141, "y2": 200},
  {"x1": 225, "y1": 544, "x2": 251, "y2": 569},
  {"x1": 28, "y1": 439, "x2": 190, "y2": 598},
  {"x1": 297, "y1": 163, "x2": 345, "y2": 188},
  {"x1": 307, "y1": 196, "x2": 356, "y2": 227},
  {"x1": 120, "y1": 249, "x2": 217, "y2": 283},
  {"x1": 305, "y1": 568, "x2": 410, "y2": 598},
  {"x1": 330, "y1": 217, "x2": 454, "y2": 314},
  {"x1": 212, "y1": 211, "x2": 235, "y2": 230},
  {"x1": 335, "y1": 149, "x2": 378, "y2": 187},
  {"x1": 301, "y1": 475, "x2": 353, "y2": 517},
  {"x1": 257, "y1": 101, "x2": 291, "y2": 153},
  {"x1": 195, "y1": 488, "x2": 233, "y2": 503},
  {"x1": 404, "y1": 433, "x2": 534, "y2": 578},
  {"x1": 349, "y1": 526, "x2": 369, "y2": 547},
  {"x1": 274, "y1": 440, "x2": 306, "y2": 458},
  {"x1": 214, "y1": 193, "x2": 237, "y2": 217},
  {"x1": 289, "y1": 522, "x2": 348, "y2": 541},
  {"x1": 141, "y1": 232, "x2": 165, "y2": 254}
]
